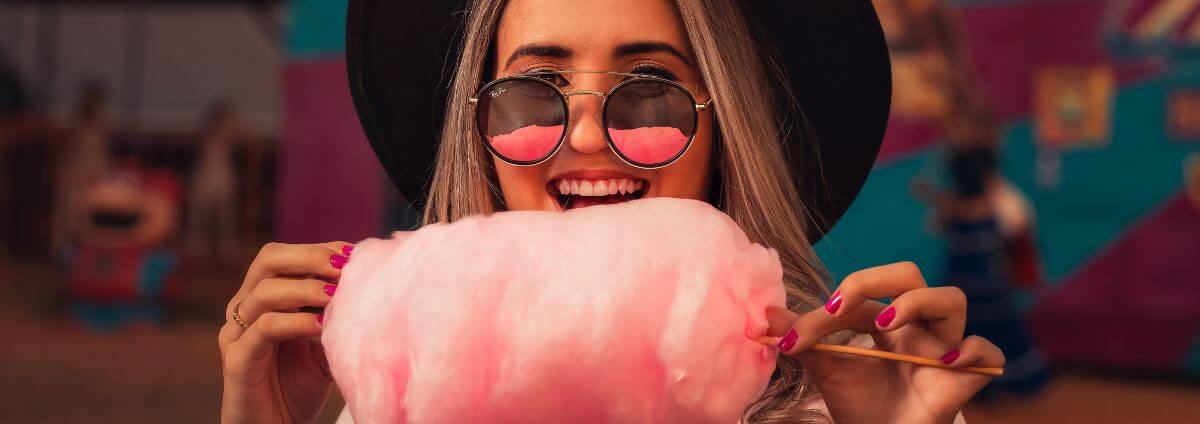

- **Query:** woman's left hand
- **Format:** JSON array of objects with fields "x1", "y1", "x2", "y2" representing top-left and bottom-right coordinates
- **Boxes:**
[{"x1": 768, "y1": 262, "x2": 1005, "y2": 424}]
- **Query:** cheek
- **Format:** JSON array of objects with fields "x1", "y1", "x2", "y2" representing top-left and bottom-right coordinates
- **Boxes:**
[
  {"x1": 653, "y1": 118, "x2": 714, "y2": 200},
  {"x1": 493, "y1": 158, "x2": 548, "y2": 210}
]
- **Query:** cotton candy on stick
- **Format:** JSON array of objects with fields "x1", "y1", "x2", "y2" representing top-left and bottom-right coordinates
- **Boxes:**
[{"x1": 322, "y1": 198, "x2": 785, "y2": 423}]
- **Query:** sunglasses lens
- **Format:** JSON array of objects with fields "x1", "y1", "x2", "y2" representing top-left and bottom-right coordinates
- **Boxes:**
[
  {"x1": 605, "y1": 80, "x2": 696, "y2": 167},
  {"x1": 476, "y1": 79, "x2": 566, "y2": 163}
]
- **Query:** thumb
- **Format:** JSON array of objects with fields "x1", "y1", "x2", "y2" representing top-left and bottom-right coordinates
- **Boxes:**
[
  {"x1": 763, "y1": 306, "x2": 839, "y2": 378},
  {"x1": 765, "y1": 306, "x2": 801, "y2": 337}
]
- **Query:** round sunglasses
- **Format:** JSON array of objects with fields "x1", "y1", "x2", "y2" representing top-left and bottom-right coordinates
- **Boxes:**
[{"x1": 468, "y1": 70, "x2": 713, "y2": 169}]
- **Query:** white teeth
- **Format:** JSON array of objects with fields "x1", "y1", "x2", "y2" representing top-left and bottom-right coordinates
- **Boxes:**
[{"x1": 554, "y1": 178, "x2": 645, "y2": 196}]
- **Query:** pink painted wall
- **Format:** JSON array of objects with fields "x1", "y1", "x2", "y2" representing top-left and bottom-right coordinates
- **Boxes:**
[{"x1": 275, "y1": 59, "x2": 386, "y2": 243}]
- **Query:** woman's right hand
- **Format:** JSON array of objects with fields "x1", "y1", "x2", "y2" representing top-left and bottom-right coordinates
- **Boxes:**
[{"x1": 219, "y1": 242, "x2": 352, "y2": 424}]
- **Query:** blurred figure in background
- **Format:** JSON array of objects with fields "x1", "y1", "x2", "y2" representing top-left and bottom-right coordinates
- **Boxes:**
[
  {"x1": 62, "y1": 162, "x2": 182, "y2": 329},
  {"x1": 933, "y1": 144, "x2": 1050, "y2": 401},
  {"x1": 51, "y1": 80, "x2": 113, "y2": 255},
  {"x1": 186, "y1": 101, "x2": 244, "y2": 265},
  {"x1": 919, "y1": 97, "x2": 1052, "y2": 400},
  {"x1": 940, "y1": 87, "x2": 1047, "y2": 292},
  {"x1": 886, "y1": 0, "x2": 1053, "y2": 398},
  {"x1": 48, "y1": 81, "x2": 186, "y2": 329}
]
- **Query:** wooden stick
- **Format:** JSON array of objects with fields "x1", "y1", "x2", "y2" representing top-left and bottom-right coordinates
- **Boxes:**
[{"x1": 754, "y1": 337, "x2": 1004, "y2": 377}]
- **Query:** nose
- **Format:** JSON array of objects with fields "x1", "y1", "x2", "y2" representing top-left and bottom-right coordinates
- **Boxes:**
[{"x1": 563, "y1": 92, "x2": 608, "y2": 156}]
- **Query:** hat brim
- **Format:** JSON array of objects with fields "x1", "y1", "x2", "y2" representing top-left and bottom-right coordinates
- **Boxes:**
[{"x1": 346, "y1": 0, "x2": 890, "y2": 241}]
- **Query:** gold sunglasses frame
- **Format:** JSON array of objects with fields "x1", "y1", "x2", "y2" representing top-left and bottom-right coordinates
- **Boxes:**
[{"x1": 468, "y1": 70, "x2": 714, "y2": 169}]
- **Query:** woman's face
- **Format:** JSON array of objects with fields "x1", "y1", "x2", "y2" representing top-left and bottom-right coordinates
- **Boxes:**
[{"x1": 490, "y1": 0, "x2": 715, "y2": 211}]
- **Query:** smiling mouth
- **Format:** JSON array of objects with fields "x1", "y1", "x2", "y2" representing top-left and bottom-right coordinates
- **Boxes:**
[{"x1": 547, "y1": 177, "x2": 649, "y2": 210}]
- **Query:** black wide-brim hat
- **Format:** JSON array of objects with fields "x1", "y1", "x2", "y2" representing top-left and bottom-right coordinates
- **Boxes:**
[{"x1": 346, "y1": 0, "x2": 890, "y2": 240}]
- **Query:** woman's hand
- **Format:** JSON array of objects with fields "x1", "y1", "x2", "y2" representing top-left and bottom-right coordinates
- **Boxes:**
[
  {"x1": 769, "y1": 262, "x2": 1004, "y2": 424},
  {"x1": 218, "y1": 242, "x2": 352, "y2": 424}
]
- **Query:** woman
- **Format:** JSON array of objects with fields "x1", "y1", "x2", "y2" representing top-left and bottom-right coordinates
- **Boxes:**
[
  {"x1": 53, "y1": 81, "x2": 112, "y2": 254},
  {"x1": 219, "y1": 0, "x2": 1006, "y2": 422},
  {"x1": 927, "y1": 146, "x2": 1049, "y2": 400},
  {"x1": 186, "y1": 101, "x2": 243, "y2": 265}
]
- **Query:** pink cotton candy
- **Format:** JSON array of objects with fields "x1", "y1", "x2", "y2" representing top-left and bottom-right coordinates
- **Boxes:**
[
  {"x1": 487, "y1": 125, "x2": 564, "y2": 161},
  {"x1": 322, "y1": 198, "x2": 785, "y2": 424},
  {"x1": 608, "y1": 126, "x2": 689, "y2": 165}
]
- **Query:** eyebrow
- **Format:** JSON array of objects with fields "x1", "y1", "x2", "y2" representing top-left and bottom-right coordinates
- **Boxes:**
[
  {"x1": 613, "y1": 41, "x2": 693, "y2": 67},
  {"x1": 504, "y1": 44, "x2": 573, "y2": 69},
  {"x1": 503, "y1": 41, "x2": 693, "y2": 70}
]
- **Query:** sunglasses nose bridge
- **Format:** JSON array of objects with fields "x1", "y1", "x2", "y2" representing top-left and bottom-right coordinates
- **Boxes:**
[
  {"x1": 563, "y1": 90, "x2": 606, "y2": 127},
  {"x1": 564, "y1": 90, "x2": 606, "y2": 98},
  {"x1": 564, "y1": 90, "x2": 606, "y2": 111},
  {"x1": 560, "y1": 90, "x2": 610, "y2": 157}
]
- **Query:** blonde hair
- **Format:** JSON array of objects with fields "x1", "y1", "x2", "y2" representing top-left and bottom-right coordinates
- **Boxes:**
[{"x1": 424, "y1": 1, "x2": 831, "y2": 421}]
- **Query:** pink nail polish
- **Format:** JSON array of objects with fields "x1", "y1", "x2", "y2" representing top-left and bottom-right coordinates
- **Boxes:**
[
  {"x1": 324, "y1": 284, "x2": 337, "y2": 296},
  {"x1": 875, "y1": 306, "x2": 896, "y2": 327},
  {"x1": 777, "y1": 329, "x2": 798, "y2": 352},
  {"x1": 316, "y1": 314, "x2": 325, "y2": 326},
  {"x1": 330, "y1": 254, "x2": 348, "y2": 269},
  {"x1": 342, "y1": 245, "x2": 354, "y2": 256},
  {"x1": 941, "y1": 348, "x2": 960, "y2": 364},
  {"x1": 824, "y1": 291, "x2": 842, "y2": 314}
]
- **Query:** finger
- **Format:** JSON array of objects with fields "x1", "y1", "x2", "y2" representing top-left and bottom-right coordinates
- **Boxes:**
[
  {"x1": 322, "y1": 240, "x2": 355, "y2": 255},
  {"x1": 767, "y1": 302, "x2": 887, "y2": 355},
  {"x1": 234, "y1": 312, "x2": 324, "y2": 357},
  {"x1": 826, "y1": 261, "x2": 928, "y2": 319},
  {"x1": 251, "y1": 242, "x2": 349, "y2": 279},
  {"x1": 223, "y1": 312, "x2": 324, "y2": 382},
  {"x1": 217, "y1": 322, "x2": 243, "y2": 356},
  {"x1": 874, "y1": 286, "x2": 967, "y2": 345},
  {"x1": 231, "y1": 242, "x2": 349, "y2": 316},
  {"x1": 238, "y1": 278, "x2": 337, "y2": 324},
  {"x1": 765, "y1": 305, "x2": 802, "y2": 334},
  {"x1": 943, "y1": 335, "x2": 1006, "y2": 369},
  {"x1": 338, "y1": 242, "x2": 356, "y2": 257}
]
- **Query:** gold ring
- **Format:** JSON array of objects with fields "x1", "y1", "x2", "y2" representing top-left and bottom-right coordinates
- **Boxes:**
[{"x1": 232, "y1": 300, "x2": 249, "y2": 329}]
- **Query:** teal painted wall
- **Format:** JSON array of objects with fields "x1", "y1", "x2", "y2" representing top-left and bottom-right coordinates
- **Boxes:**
[
  {"x1": 287, "y1": 0, "x2": 347, "y2": 59},
  {"x1": 816, "y1": 63, "x2": 1200, "y2": 285}
]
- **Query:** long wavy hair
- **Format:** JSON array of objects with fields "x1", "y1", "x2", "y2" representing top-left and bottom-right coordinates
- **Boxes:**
[{"x1": 423, "y1": 1, "x2": 832, "y2": 421}]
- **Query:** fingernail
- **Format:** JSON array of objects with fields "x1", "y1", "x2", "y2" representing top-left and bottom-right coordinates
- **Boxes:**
[
  {"x1": 875, "y1": 306, "x2": 896, "y2": 327},
  {"x1": 824, "y1": 291, "x2": 843, "y2": 314},
  {"x1": 324, "y1": 284, "x2": 337, "y2": 296},
  {"x1": 342, "y1": 245, "x2": 354, "y2": 256},
  {"x1": 330, "y1": 254, "x2": 348, "y2": 269},
  {"x1": 316, "y1": 314, "x2": 325, "y2": 326},
  {"x1": 941, "y1": 348, "x2": 960, "y2": 364},
  {"x1": 777, "y1": 329, "x2": 798, "y2": 352}
]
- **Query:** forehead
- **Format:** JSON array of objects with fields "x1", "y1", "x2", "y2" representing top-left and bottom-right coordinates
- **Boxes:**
[{"x1": 496, "y1": 0, "x2": 692, "y2": 61}]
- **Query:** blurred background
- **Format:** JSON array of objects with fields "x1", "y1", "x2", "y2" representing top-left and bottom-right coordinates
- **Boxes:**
[{"x1": 1, "y1": 0, "x2": 1198, "y2": 422}]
